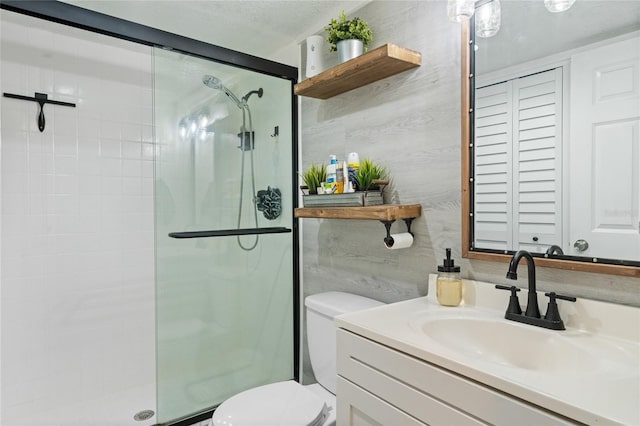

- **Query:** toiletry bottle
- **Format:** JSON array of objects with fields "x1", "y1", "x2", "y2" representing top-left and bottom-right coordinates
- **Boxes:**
[
  {"x1": 347, "y1": 152, "x2": 360, "y2": 190},
  {"x1": 326, "y1": 155, "x2": 338, "y2": 192},
  {"x1": 342, "y1": 160, "x2": 350, "y2": 192},
  {"x1": 436, "y1": 248, "x2": 462, "y2": 306},
  {"x1": 335, "y1": 161, "x2": 344, "y2": 194}
]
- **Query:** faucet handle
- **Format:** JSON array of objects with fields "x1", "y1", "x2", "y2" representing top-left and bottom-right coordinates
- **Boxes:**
[
  {"x1": 495, "y1": 285, "x2": 522, "y2": 315},
  {"x1": 544, "y1": 292, "x2": 577, "y2": 303},
  {"x1": 495, "y1": 284, "x2": 520, "y2": 292},
  {"x1": 543, "y1": 292, "x2": 576, "y2": 325}
]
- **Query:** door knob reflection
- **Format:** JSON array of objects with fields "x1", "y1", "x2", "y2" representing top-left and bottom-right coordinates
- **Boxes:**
[{"x1": 573, "y1": 239, "x2": 589, "y2": 252}]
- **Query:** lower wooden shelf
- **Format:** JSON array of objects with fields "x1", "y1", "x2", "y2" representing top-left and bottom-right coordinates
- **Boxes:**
[{"x1": 294, "y1": 204, "x2": 422, "y2": 221}]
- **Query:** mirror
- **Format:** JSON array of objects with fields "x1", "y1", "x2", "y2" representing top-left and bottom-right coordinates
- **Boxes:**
[{"x1": 461, "y1": 1, "x2": 640, "y2": 277}]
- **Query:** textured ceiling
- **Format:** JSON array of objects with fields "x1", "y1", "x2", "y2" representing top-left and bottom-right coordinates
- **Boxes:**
[{"x1": 63, "y1": 0, "x2": 370, "y2": 64}]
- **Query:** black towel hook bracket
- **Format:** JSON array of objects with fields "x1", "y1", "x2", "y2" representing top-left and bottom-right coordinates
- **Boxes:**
[{"x1": 3, "y1": 92, "x2": 76, "y2": 132}]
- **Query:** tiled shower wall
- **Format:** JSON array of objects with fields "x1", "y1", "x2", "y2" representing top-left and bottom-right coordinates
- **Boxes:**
[{"x1": 0, "y1": 11, "x2": 156, "y2": 425}]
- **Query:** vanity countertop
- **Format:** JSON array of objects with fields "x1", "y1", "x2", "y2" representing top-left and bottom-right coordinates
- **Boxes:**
[{"x1": 336, "y1": 275, "x2": 640, "y2": 425}]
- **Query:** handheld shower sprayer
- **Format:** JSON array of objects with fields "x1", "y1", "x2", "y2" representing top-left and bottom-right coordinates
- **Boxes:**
[
  {"x1": 201, "y1": 73, "x2": 265, "y2": 251},
  {"x1": 202, "y1": 75, "x2": 264, "y2": 109},
  {"x1": 202, "y1": 74, "x2": 245, "y2": 109}
]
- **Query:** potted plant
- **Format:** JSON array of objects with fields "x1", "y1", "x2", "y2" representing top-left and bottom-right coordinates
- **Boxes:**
[
  {"x1": 355, "y1": 158, "x2": 388, "y2": 191},
  {"x1": 300, "y1": 163, "x2": 327, "y2": 195},
  {"x1": 324, "y1": 11, "x2": 373, "y2": 63}
]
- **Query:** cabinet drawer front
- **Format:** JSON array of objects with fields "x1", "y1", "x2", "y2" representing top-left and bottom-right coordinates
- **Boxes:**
[
  {"x1": 337, "y1": 329, "x2": 574, "y2": 425},
  {"x1": 338, "y1": 331, "x2": 486, "y2": 426},
  {"x1": 337, "y1": 376, "x2": 427, "y2": 426}
]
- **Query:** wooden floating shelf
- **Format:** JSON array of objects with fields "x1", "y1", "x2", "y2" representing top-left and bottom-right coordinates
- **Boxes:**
[
  {"x1": 295, "y1": 204, "x2": 422, "y2": 221},
  {"x1": 294, "y1": 43, "x2": 422, "y2": 99}
]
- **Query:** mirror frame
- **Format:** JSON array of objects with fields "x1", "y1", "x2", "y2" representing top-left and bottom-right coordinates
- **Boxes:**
[{"x1": 460, "y1": 20, "x2": 640, "y2": 278}]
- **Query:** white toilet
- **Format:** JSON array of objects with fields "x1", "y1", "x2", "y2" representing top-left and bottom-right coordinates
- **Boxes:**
[{"x1": 210, "y1": 291, "x2": 384, "y2": 426}]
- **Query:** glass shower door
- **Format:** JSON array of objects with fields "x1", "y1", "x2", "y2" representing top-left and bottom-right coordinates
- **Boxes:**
[{"x1": 153, "y1": 48, "x2": 294, "y2": 423}]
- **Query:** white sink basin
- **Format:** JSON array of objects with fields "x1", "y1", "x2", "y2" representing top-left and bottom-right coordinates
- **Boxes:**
[
  {"x1": 337, "y1": 275, "x2": 640, "y2": 425},
  {"x1": 409, "y1": 309, "x2": 636, "y2": 377}
]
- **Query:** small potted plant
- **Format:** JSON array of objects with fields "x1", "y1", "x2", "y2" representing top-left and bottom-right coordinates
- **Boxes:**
[
  {"x1": 355, "y1": 158, "x2": 388, "y2": 191},
  {"x1": 300, "y1": 163, "x2": 327, "y2": 195},
  {"x1": 324, "y1": 11, "x2": 373, "y2": 63}
]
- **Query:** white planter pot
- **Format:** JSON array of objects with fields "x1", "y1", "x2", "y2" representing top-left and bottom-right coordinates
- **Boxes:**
[{"x1": 337, "y1": 39, "x2": 364, "y2": 63}]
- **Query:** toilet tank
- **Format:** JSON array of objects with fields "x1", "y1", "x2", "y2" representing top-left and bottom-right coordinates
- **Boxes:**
[{"x1": 304, "y1": 292, "x2": 384, "y2": 394}]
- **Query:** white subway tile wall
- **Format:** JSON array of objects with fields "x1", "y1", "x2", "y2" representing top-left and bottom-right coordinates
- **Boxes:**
[{"x1": 1, "y1": 10, "x2": 156, "y2": 425}]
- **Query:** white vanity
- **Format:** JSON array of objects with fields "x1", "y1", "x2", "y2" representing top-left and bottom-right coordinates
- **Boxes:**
[{"x1": 335, "y1": 275, "x2": 640, "y2": 425}]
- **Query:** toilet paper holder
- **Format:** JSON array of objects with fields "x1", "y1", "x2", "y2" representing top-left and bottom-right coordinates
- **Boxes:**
[{"x1": 382, "y1": 219, "x2": 414, "y2": 247}]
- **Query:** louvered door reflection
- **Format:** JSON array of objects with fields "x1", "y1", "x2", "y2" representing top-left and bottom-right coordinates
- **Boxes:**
[
  {"x1": 474, "y1": 81, "x2": 514, "y2": 250},
  {"x1": 475, "y1": 68, "x2": 563, "y2": 253},
  {"x1": 513, "y1": 68, "x2": 563, "y2": 252}
]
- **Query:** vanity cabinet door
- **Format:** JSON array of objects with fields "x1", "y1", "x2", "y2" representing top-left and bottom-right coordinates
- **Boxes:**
[
  {"x1": 337, "y1": 330, "x2": 486, "y2": 425},
  {"x1": 337, "y1": 329, "x2": 574, "y2": 426}
]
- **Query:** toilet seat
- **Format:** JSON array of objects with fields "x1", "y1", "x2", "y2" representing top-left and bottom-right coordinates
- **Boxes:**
[{"x1": 211, "y1": 380, "x2": 328, "y2": 426}]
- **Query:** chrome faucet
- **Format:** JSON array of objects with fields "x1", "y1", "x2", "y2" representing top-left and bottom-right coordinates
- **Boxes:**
[
  {"x1": 496, "y1": 250, "x2": 577, "y2": 330},
  {"x1": 506, "y1": 250, "x2": 540, "y2": 318}
]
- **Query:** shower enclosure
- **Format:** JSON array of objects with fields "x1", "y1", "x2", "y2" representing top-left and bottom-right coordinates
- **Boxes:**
[
  {"x1": 0, "y1": 2, "x2": 298, "y2": 425},
  {"x1": 154, "y1": 49, "x2": 295, "y2": 422}
]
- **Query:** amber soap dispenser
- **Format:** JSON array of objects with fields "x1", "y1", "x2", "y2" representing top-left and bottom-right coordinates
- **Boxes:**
[{"x1": 436, "y1": 248, "x2": 462, "y2": 306}]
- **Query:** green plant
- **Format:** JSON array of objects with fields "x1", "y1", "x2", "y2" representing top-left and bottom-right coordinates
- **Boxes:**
[
  {"x1": 300, "y1": 163, "x2": 327, "y2": 194},
  {"x1": 324, "y1": 11, "x2": 373, "y2": 52},
  {"x1": 356, "y1": 158, "x2": 388, "y2": 191}
]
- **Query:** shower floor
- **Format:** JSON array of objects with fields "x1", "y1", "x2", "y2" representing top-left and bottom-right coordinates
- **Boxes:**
[{"x1": 2, "y1": 383, "x2": 155, "y2": 426}]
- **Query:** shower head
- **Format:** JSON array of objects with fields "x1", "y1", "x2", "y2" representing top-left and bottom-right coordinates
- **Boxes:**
[
  {"x1": 202, "y1": 74, "x2": 245, "y2": 109},
  {"x1": 202, "y1": 75, "x2": 223, "y2": 90}
]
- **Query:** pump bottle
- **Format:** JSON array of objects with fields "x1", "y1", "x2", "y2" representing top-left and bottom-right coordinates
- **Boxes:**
[{"x1": 436, "y1": 248, "x2": 462, "y2": 306}]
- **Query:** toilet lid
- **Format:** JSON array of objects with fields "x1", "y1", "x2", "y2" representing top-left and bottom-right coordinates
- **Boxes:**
[{"x1": 211, "y1": 380, "x2": 328, "y2": 426}]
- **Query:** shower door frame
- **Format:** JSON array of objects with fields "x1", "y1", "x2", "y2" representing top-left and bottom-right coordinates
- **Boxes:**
[{"x1": 0, "y1": 1, "x2": 300, "y2": 425}]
